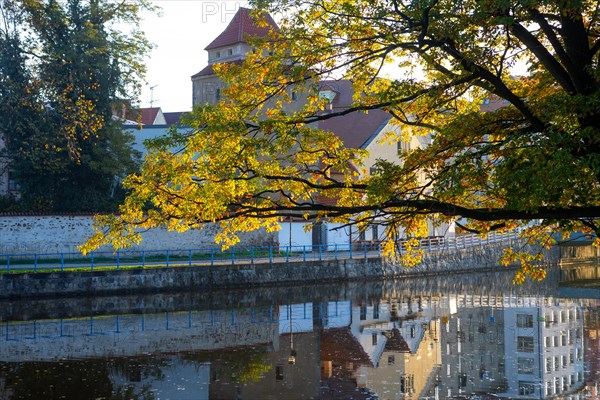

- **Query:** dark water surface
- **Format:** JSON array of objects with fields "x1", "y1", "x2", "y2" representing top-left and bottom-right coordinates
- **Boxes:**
[{"x1": 0, "y1": 268, "x2": 599, "y2": 400}]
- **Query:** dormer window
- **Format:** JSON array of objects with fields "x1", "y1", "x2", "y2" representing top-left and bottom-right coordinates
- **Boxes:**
[{"x1": 318, "y1": 89, "x2": 337, "y2": 103}]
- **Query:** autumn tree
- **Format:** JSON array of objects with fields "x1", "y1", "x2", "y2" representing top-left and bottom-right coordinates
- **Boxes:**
[
  {"x1": 83, "y1": 0, "x2": 600, "y2": 282},
  {"x1": 0, "y1": 0, "x2": 151, "y2": 211}
]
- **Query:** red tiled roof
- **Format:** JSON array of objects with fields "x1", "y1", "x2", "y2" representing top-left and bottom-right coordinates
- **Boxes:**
[
  {"x1": 191, "y1": 65, "x2": 215, "y2": 79},
  {"x1": 140, "y1": 107, "x2": 160, "y2": 125},
  {"x1": 317, "y1": 80, "x2": 391, "y2": 150},
  {"x1": 125, "y1": 107, "x2": 160, "y2": 125},
  {"x1": 191, "y1": 60, "x2": 243, "y2": 79},
  {"x1": 384, "y1": 328, "x2": 411, "y2": 353},
  {"x1": 320, "y1": 327, "x2": 373, "y2": 368},
  {"x1": 205, "y1": 7, "x2": 278, "y2": 51},
  {"x1": 319, "y1": 110, "x2": 390, "y2": 149}
]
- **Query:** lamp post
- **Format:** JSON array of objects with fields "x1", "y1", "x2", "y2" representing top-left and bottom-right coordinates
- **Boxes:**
[{"x1": 288, "y1": 304, "x2": 296, "y2": 365}]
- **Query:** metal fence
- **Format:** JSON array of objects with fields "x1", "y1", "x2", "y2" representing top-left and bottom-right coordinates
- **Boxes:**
[{"x1": 0, "y1": 231, "x2": 519, "y2": 273}]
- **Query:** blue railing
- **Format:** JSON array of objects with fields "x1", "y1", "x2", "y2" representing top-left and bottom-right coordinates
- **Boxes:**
[
  {"x1": 0, "y1": 231, "x2": 519, "y2": 273},
  {"x1": 0, "y1": 243, "x2": 382, "y2": 273}
]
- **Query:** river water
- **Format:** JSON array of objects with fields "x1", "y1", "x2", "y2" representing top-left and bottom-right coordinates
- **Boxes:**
[{"x1": 0, "y1": 268, "x2": 598, "y2": 400}]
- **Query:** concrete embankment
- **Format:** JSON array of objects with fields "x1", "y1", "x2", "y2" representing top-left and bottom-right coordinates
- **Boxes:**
[{"x1": 0, "y1": 241, "x2": 557, "y2": 300}]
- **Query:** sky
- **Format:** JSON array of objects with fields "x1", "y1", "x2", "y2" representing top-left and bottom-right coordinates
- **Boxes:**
[{"x1": 138, "y1": 1, "x2": 252, "y2": 112}]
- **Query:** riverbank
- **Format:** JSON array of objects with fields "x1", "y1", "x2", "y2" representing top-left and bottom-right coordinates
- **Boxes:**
[
  {"x1": 0, "y1": 240, "x2": 557, "y2": 300},
  {"x1": 0, "y1": 267, "x2": 564, "y2": 321}
]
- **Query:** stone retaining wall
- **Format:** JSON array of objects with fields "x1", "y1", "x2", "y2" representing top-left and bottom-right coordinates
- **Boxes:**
[
  {"x1": 0, "y1": 237, "x2": 560, "y2": 300},
  {"x1": 0, "y1": 215, "x2": 275, "y2": 254}
]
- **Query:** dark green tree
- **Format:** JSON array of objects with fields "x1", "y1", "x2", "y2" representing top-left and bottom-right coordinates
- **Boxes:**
[{"x1": 0, "y1": 0, "x2": 152, "y2": 211}]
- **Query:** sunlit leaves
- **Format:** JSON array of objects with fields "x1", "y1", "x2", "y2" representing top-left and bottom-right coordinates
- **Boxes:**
[{"x1": 85, "y1": 0, "x2": 599, "y2": 283}]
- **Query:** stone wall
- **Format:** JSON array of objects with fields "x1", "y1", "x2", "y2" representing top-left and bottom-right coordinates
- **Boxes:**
[
  {"x1": 0, "y1": 251, "x2": 529, "y2": 300},
  {"x1": 0, "y1": 215, "x2": 276, "y2": 254}
]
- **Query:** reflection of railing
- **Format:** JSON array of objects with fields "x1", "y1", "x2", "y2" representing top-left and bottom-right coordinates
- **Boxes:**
[
  {"x1": 0, "y1": 307, "x2": 278, "y2": 361},
  {"x1": 0, "y1": 231, "x2": 519, "y2": 273}
]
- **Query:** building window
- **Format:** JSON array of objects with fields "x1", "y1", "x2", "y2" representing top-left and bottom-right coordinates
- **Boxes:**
[
  {"x1": 291, "y1": 89, "x2": 298, "y2": 101},
  {"x1": 545, "y1": 357, "x2": 552, "y2": 373},
  {"x1": 373, "y1": 303, "x2": 380, "y2": 319},
  {"x1": 496, "y1": 325, "x2": 504, "y2": 343},
  {"x1": 215, "y1": 51, "x2": 221, "y2": 58},
  {"x1": 458, "y1": 373, "x2": 467, "y2": 388},
  {"x1": 400, "y1": 374, "x2": 414, "y2": 394},
  {"x1": 276, "y1": 365, "x2": 284, "y2": 380},
  {"x1": 518, "y1": 357, "x2": 534, "y2": 375},
  {"x1": 388, "y1": 355, "x2": 395, "y2": 365},
  {"x1": 518, "y1": 381, "x2": 536, "y2": 396},
  {"x1": 517, "y1": 314, "x2": 534, "y2": 328},
  {"x1": 360, "y1": 305, "x2": 367, "y2": 320},
  {"x1": 397, "y1": 141, "x2": 409, "y2": 155},
  {"x1": 215, "y1": 88, "x2": 221, "y2": 101},
  {"x1": 372, "y1": 225, "x2": 379, "y2": 242},
  {"x1": 372, "y1": 332, "x2": 378, "y2": 345},
  {"x1": 545, "y1": 336, "x2": 551, "y2": 348},
  {"x1": 7, "y1": 170, "x2": 19, "y2": 192},
  {"x1": 517, "y1": 336, "x2": 534, "y2": 352},
  {"x1": 227, "y1": 48, "x2": 233, "y2": 56}
]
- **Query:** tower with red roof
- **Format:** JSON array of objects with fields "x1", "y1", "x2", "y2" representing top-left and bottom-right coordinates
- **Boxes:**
[{"x1": 191, "y1": 7, "x2": 278, "y2": 106}]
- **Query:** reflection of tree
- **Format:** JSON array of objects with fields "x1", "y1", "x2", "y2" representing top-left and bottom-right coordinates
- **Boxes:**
[
  {"x1": 108, "y1": 358, "x2": 167, "y2": 400},
  {"x1": 0, "y1": 358, "x2": 164, "y2": 400},
  {"x1": 109, "y1": 358, "x2": 166, "y2": 383},
  {"x1": 183, "y1": 348, "x2": 272, "y2": 384},
  {"x1": 0, "y1": 360, "x2": 113, "y2": 399},
  {"x1": 110, "y1": 384, "x2": 156, "y2": 400}
]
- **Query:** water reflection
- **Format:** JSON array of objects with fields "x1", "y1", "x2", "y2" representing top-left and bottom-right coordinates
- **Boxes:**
[{"x1": 0, "y1": 271, "x2": 598, "y2": 399}]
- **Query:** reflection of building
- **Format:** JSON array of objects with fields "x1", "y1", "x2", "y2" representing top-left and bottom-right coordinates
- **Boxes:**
[
  {"x1": 503, "y1": 299, "x2": 584, "y2": 398},
  {"x1": 437, "y1": 296, "x2": 508, "y2": 397},
  {"x1": 584, "y1": 303, "x2": 600, "y2": 399},
  {"x1": 1, "y1": 293, "x2": 596, "y2": 399},
  {"x1": 433, "y1": 294, "x2": 586, "y2": 399},
  {"x1": 319, "y1": 296, "x2": 449, "y2": 399},
  {"x1": 367, "y1": 320, "x2": 441, "y2": 400}
]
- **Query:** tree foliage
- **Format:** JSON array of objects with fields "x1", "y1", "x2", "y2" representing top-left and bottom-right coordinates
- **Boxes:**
[
  {"x1": 83, "y1": 0, "x2": 600, "y2": 282},
  {"x1": 0, "y1": 0, "x2": 152, "y2": 211}
]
